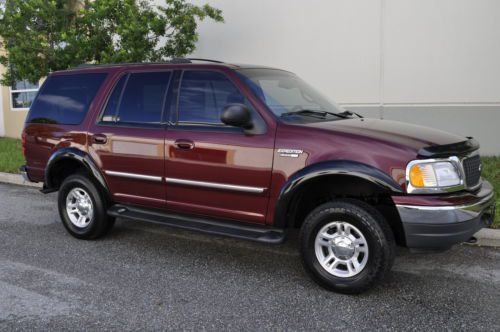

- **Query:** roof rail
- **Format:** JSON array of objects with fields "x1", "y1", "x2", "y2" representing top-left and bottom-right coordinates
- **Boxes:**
[
  {"x1": 169, "y1": 58, "x2": 192, "y2": 64},
  {"x1": 75, "y1": 58, "x2": 226, "y2": 68},
  {"x1": 186, "y1": 58, "x2": 225, "y2": 64},
  {"x1": 77, "y1": 59, "x2": 190, "y2": 68}
]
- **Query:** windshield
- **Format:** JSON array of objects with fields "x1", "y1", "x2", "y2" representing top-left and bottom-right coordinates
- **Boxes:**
[{"x1": 237, "y1": 68, "x2": 346, "y2": 121}]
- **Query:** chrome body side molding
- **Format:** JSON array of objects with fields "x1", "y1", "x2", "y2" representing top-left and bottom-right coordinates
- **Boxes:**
[
  {"x1": 165, "y1": 177, "x2": 266, "y2": 194},
  {"x1": 104, "y1": 170, "x2": 162, "y2": 182}
]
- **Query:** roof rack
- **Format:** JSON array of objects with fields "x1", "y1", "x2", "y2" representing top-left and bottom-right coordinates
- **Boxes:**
[
  {"x1": 186, "y1": 58, "x2": 225, "y2": 64},
  {"x1": 76, "y1": 57, "x2": 226, "y2": 68},
  {"x1": 169, "y1": 58, "x2": 192, "y2": 64},
  {"x1": 77, "y1": 59, "x2": 186, "y2": 68}
]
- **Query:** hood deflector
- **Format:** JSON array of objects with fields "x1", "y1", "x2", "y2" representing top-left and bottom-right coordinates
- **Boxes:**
[{"x1": 418, "y1": 137, "x2": 479, "y2": 158}]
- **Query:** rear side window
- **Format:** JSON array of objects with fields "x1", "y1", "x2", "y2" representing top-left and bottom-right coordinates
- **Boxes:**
[
  {"x1": 101, "y1": 75, "x2": 127, "y2": 122},
  {"x1": 100, "y1": 72, "x2": 171, "y2": 126},
  {"x1": 27, "y1": 73, "x2": 107, "y2": 125}
]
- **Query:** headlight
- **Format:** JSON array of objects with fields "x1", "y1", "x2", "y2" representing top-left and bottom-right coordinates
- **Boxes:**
[{"x1": 406, "y1": 158, "x2": 464, "y2": 194}]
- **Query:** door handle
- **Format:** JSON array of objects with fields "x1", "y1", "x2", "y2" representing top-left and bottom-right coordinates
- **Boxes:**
[
  {"x1": 92, "y1": 134, "x2": 108, "y2": 144},
  {"x1": 174, "y1": 139, "x2": 195, "y2": 150}
]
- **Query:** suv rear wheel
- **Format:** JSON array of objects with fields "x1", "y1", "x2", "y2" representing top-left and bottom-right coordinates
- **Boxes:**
[
  {"x1": 58, "y1": 174, "x2": 115, "y2": 239},
  {"x1": 299, "y1": 199, "x2": 395, "y2": 294}
]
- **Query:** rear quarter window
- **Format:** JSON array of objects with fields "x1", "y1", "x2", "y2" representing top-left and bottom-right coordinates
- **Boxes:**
[{"x1": 27, "y1": 73, "x2": 108, "y2": 125}]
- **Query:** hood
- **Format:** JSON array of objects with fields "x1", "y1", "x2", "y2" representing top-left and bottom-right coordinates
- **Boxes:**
[{"x1": 301, "y1": 118, "x2": 469, "y2": 154}]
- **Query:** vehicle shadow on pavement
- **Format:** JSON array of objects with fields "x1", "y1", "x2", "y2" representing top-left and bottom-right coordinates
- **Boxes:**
[{"x1": 108, "y1": 218, "x2": 500, "y2": 294}]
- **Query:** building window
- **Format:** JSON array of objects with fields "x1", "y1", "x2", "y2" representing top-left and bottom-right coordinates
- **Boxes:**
[{"x1": 10, "y1": 80, "x2": 39, "y2": 111}]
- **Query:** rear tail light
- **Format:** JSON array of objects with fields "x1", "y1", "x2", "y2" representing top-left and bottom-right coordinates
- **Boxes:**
[{"x1": 21, "y1": 130, "x2": 26, "y2": 156}]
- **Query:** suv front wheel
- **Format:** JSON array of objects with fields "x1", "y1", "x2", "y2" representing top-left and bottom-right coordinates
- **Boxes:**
[
  {"x1": 58, "y1": 173, "x2": 115, "y2": 239},
  {"x1": 300, "y1": 199, "x2": 395, "y2": 294}
]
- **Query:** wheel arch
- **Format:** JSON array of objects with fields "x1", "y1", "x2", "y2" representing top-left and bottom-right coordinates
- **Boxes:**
[
  {"x1": 273, "y1": 160, "x2": 406, "y2": 245},
  {"x1": 44, "y1": 148, "x2": 109, "y2": 197}
]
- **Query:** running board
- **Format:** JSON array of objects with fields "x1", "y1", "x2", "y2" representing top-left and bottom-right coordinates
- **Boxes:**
[{"x1": 108, "y1": 204, "x2": 285, "y2": 244}]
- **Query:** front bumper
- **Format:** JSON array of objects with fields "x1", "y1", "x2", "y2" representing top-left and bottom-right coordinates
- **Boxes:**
[{"x1": 396, "y1": 181, "x2": 496, "y2": 250}]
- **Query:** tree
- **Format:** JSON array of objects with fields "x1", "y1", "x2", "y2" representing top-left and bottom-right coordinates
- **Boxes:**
[{"x1": 0, "y1": 0, "x2": 223, "y2": 85}]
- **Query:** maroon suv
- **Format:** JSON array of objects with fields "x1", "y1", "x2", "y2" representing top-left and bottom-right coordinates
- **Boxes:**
[{"x1": 21, "y1": 59, "x2": 496, "y2": 294}]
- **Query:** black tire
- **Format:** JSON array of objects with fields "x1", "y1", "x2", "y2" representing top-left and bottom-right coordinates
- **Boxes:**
[
  {"x1": 299, "y1": 199, "x2": 395, "y2": 294},
  {"x1": 58, "y1": 173, "x2": 115, "y2": 239}
]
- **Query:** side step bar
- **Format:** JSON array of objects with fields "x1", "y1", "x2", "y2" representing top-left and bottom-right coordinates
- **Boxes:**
[{"x1": 108, "y1": 204, "x2": 285, "y2": 244}]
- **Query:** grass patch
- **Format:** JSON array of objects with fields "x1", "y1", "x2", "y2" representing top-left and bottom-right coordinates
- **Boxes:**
[
  {"x1": 0, "y1": 138, "x2": 25, "y2": 173},
  {"x1": 0, "y1": 137, "x2": 498, "y2": 227},
  {"x1": 481, "y1": 156, "x2": 500, "y2": 228}
]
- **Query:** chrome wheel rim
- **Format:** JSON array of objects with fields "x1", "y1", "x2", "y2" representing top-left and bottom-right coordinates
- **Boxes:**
[
  {"x1": 314, "y1": 221, "x2": 369, "y2": 278},
  {"x1": 66, "y1": 187, "x2": 94, "y2": 228}
]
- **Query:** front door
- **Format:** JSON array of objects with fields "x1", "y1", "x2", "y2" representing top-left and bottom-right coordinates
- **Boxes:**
[
  {"x1": 164, "y1": 70, "x2": 275, "y2": 224},
  {"x1": 88, "y1": 70, "x2": 172, "y2": 209}
]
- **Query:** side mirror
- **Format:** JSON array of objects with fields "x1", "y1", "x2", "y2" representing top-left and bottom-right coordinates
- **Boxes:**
[{"x1": 221, "y1": 104, "x2": 253, "y2": 129}]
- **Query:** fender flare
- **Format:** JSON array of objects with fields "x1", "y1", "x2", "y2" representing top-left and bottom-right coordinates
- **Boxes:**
[
  {"x1": 44, "y1": 147, "x2": 109, "y2": 193},
  {"x1": 273, "y1": 160, "x2": 404, "y2": 228}
]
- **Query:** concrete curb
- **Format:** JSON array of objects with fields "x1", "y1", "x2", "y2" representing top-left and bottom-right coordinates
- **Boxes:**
[
  {"x1": 0, "y1": 172, "x2": 42, "y2": 188},
  {"x1": 0, "y1": 171, "x2": 498, "y2": 247},
  {"x1": 470, "y1": 228, "x2": 500, "y2": 248}
]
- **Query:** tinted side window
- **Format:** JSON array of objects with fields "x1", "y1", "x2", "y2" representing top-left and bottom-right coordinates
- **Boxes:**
[
  {"x1": 27, "y1": 73, "x2": 107, "y2": 125},
  {"x1": 115, "y1": 72, "x2": 171, "y2": 125},
  {"x1": 101, "y1": 75, "x2": 127, "y2": 122},
  {"x1": 178, "y1": 71, "x2": 247, "y2": 125}
]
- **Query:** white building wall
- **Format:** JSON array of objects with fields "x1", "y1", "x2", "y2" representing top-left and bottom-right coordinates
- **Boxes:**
[
  {"x1": 0, "y1": 87, "x2": 4, "y2": 137},
  {"x1": 187, "y1": 0, "x2": 500, "y2": 154},
  {"x1": 383, "y1": 0, "x2": 500, "y2": 104}
]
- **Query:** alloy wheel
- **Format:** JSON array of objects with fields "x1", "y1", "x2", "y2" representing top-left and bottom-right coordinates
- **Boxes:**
[
  {"x1": 65, "y1": 187, "x2": 94, "y2": 228},
  {"x1": 314, "y1": 221, "x2": 369, "y2": 278}
]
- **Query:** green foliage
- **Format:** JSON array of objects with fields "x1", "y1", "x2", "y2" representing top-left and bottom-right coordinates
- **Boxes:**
[
  {"x1": 481, "y1": 156, "x2": 500, "y2": 228},
  {"x1": 0, "y1": 138, "x2": 25, "y2": 173},
  {"x1": 0, "y1": 0, "x2": 223, "y2": 85}
]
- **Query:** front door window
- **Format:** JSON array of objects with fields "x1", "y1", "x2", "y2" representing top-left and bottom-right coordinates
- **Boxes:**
[{"x1": 177, "y1": 71, "x2": 249, "y2": 126}]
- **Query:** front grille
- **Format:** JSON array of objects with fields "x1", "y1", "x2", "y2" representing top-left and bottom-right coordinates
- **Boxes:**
[{"x1": 462, "y1": 155, "x2": 481, "y2": 188}]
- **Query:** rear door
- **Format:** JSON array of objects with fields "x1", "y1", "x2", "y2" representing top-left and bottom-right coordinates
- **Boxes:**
[
  {"x1": 88, "y1": 70, "x2": 171, "y2": 209},
  {"x1": 164, "y1": 69, "x2": 275, "y2": 224},
  {"x1": 24, "y1": 72, "x2": 108, "y2": 182}
]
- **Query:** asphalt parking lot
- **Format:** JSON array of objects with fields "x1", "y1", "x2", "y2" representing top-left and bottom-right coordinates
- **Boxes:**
[{"x1": 0, "y1": 182, "x2": 499, "y2": 331}]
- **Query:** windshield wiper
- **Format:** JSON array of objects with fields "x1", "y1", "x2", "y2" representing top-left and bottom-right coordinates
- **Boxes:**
[{"x1": 281, "y1": 109, "x2": 350, "y2": 119}]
